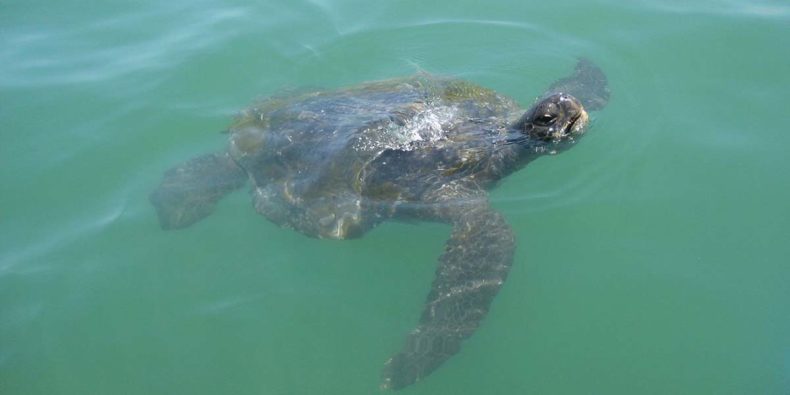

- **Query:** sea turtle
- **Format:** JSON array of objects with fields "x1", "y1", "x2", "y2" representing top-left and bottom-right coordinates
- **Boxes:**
[{"x1": 150, "y1": 59, "x2": 609, "y2": 390}]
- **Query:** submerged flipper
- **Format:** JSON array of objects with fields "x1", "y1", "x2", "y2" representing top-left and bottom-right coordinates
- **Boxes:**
[
  {"x1": 382, "y1": 189, "x2": 515, "y2": 389},
  {"x1": 150, "y1": 152, "x2": 247, "y2": 229},
  {"x1": 547, "y1": 58, "x2": 610, "y2": 111}
]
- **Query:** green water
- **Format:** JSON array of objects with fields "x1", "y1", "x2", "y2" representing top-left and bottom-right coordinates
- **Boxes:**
[{"x1": 2, "y1": 0, "x2": 789, "y2": 394}]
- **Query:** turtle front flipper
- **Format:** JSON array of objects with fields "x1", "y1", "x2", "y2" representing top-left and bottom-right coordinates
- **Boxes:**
[
  {"x1": 381, "y1": 191, "x2": 515, "y2": 390},
  {"x1": 547, "y1": 58, "x2": 610, "y2": 111},
  {"x1": 150, "y1": 152, "x2": 247, "y2": 229}
]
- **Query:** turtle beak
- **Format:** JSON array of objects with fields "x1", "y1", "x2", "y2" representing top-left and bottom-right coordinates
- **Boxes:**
[{"x1": 565, "y1": 108, "x2": 589, "y2": 137}]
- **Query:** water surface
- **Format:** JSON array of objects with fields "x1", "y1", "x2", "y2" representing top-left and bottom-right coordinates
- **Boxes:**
[{"x1": 2, "y1": 0, "x2": 788, "y2": 394}]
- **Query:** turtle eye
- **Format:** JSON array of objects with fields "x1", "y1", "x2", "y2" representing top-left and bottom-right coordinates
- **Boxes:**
[{"x1": 534, "y1": 114, "x2": 556, "y2": 126}]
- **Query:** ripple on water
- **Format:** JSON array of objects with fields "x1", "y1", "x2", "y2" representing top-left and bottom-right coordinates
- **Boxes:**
[
  {"x1": 0, "y1": 3, "x2": 250, "y2": 88},
  {"x1": 0, "y1": 188, "x2": 129, "y2": 277},
  {"x1": 628, "y1": 0, "x2": 789, "y2": 18}
]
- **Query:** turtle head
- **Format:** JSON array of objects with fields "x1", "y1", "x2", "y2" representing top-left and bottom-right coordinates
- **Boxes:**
[{"x1": 513, "y1": 93, "x2": 589, "y2": 146}]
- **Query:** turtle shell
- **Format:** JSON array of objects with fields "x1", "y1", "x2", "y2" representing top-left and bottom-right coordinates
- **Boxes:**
[{"x1": 226, "y1": 75, "x2": 521, "y2": 239}]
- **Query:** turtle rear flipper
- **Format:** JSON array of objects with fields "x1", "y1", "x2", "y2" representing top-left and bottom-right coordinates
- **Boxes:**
[
  {"x1": 381, "y1": 189, "x2": 515, "y2": 389},
  {"x1": 150, "y1": 152, "x2": 247, "y2": 229}
]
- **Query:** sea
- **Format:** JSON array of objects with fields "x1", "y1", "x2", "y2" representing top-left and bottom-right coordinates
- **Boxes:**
[{"x1": 1, "y1": 0, "x2": 788, "y2": 394}]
